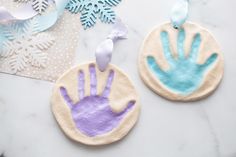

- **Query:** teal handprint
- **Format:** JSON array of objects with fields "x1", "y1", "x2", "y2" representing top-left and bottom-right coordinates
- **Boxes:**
[{"x1": 147, "y1": 29, "x2": 218, "y2": 95}]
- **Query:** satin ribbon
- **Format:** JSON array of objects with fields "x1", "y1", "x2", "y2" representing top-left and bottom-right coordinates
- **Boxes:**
[
  {"x1": 95, "y1": 18, "x2": 128, "y2": 72},
  {"x1": 171, "y1": 0, "x2": 189, "y2": 29},
  {"x1": 35, "y1": 0, "x2": 70, "y2": 31},
  {"x1": 0, "y1": 3, "x2": 37, "y2": 23},
  {"x1": 0, "y1": 0, "x2": 70, "y2": 50},
  {"x1": 0, "y1": 0, "x2": 69, "y2": 31}
]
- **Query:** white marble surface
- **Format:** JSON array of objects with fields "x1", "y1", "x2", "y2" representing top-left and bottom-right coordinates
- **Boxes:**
[{"x1": 1, "y1": 0, "x2": 236, "y2": 157}]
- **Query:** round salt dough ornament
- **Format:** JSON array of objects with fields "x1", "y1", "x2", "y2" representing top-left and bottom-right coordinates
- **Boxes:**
[
  {"x1": 139, "y1": 22, "x2": 224, "y2": 101},
  {"x1": 51, "y1": 62, "x2": 140, "y2": 145}
]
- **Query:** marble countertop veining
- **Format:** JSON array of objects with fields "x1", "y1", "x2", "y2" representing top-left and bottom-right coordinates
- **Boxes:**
[{"x1": 1, "y1": 0, "x2": 236, "y2": 157}]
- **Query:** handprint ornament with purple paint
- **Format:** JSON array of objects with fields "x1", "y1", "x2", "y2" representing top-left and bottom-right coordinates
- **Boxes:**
[
  {"x1": 51, "y1": 62, "x2": 140, "y2": 145},
  {"x1": 60, "y1": 64, "x2": 135, "y2": 137}
]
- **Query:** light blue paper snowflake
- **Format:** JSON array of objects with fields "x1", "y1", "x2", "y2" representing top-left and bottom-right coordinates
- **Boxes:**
[{"x1": 66, "y1": 0, "x2": 121, "y2": 29}]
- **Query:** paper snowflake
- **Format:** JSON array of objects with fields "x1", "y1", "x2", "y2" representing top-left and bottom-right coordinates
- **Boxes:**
[
  {"x1": 66, "y1": 0, "x2": 121, "y2": 29},
  {"x1": 0, "y1": 19, "x2": 55, "y2": 73},
  {"x1": 14, "y1": 0, "x2": 49, "y2": 14}
]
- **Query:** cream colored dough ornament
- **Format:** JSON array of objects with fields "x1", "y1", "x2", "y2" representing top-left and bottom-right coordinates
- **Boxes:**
[
  {"x1": 139, "y1": 22, "x2": 224, "y2": 101},
  {"x1": 51, "y1": 62, "x2": 140, "y2": 145}
]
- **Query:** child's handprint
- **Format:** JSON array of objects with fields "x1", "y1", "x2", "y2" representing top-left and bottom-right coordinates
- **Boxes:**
[
  {"x1": 147, "y1": 29, "x2": 218, "y2": 95},
  {"x1": 60, "y1": 64, "x2": 135, "y2": 137}
]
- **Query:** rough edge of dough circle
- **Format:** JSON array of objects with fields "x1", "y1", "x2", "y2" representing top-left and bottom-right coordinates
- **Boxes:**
[
  {"x1": 51, "y1": 62, "x2": 141, "y2": 145},
  {"x1": 138, "y1": 22, "x2": 224, "y2": 102}
]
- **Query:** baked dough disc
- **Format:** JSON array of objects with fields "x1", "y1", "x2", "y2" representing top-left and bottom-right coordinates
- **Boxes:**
[
  {"x1": 139, "y1": 22, "x2": 224, "y2": 101},
  {"x1": 51, "y1": 62, "x2": 140, "y2": 145}
]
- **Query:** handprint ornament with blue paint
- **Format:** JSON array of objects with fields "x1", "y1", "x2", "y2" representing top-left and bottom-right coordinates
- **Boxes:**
[
  {"x1": 147, "y1": 29, "x2": 218, "y2": 94},
  {"x1": 51, "y1": 62, "x2": 140, "y2": 145},
  {"x1": 139, "y1": 22, "x2": 224, "y2": 101}
]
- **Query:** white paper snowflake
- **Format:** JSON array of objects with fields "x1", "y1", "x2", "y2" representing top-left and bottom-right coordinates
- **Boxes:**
[
  {"x1": 14, "y1": 0, "x2": 49, "y2": 14},
  {"x1": 0, "y1": 19, "x2": 55, "y2": 73}
]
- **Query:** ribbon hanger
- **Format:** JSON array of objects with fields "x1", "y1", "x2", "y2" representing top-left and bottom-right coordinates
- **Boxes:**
[
  {"x1": 170, "y1": 0, "x2": 189, "y2": 29},
  {"x1": 95, "y1": 18, "x2": 128, "y2": 72}
]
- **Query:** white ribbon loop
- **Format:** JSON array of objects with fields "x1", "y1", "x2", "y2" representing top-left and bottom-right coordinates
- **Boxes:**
[
  {"x1": 0, "y1": 5, "x2": 37, "y2": 23},
  {"x1": 95, "y1": 18, "x2": 128, "y2": 72},
  {"x1": 0, "y1": 0, "x2": 69, "y2": 32},
  {"x1": 171, "y1": 0, "x2": 189, "y2": 29}
]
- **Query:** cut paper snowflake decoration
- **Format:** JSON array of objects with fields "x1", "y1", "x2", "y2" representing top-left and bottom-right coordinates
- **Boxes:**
[
  {"x1": 14, "y1": 0, "x2": 49, "y2": 14},
  {"x1": 66, "y1": 0, "x2": 121, "y2": 29},
  {"x1": 0, "y1": 19, "x2": 55, "y2": 73}
]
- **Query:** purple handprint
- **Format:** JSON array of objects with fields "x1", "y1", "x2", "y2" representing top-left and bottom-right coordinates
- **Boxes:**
[{"x1": 60, "y1": 64, "x2": 135, "y2": 137}]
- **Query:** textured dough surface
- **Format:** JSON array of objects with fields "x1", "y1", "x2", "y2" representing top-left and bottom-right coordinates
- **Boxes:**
[
  {"x1": 51, "y1": 62, "x2": 140, "y2": 145},
  {"x1": 139, "y1": 22, "x2": 224, "y2": 101}
]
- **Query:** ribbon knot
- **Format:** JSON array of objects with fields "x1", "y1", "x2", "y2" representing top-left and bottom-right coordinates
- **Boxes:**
[
  {"x1": 95, "y1": 18, "x2": 128, "y2": 72},
  {"x1": 170, "y1": 0, "x2": 189, "y2": 29}
]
